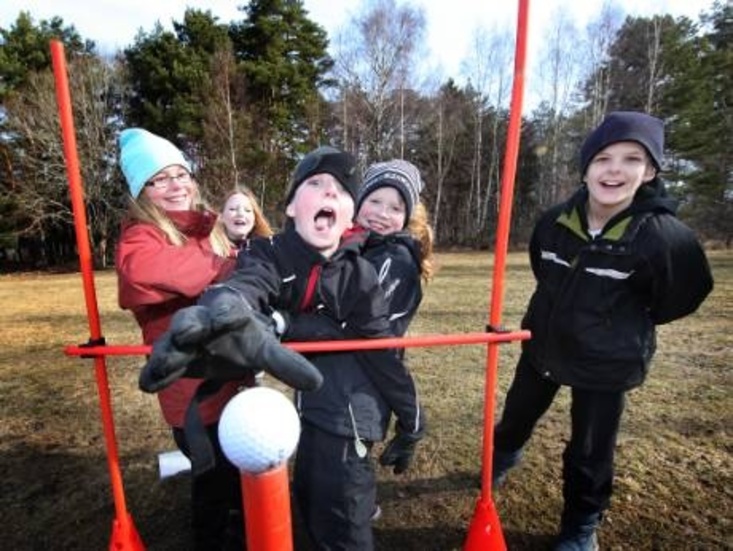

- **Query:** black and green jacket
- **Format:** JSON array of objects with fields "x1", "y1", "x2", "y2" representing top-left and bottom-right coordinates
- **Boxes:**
[{"x1": 521, "y1": 180, "x2": 713, "y2": 391}]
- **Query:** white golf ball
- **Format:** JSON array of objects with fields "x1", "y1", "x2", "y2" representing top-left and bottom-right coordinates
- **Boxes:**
[{"x1": 218, "y1": 387, "x2": 301, "y2": 473}]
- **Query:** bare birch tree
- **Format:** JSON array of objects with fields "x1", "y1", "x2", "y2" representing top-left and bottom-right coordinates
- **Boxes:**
[
  {"x1": 534, "y1": 7, "x2": 584, "y2": 206},
  {"x1": 330, "y1": 0, "x2": 426, "y2": 160},
  {"x1": 462, "y1": 26, "x2": 513, "y2": 238},
  {"x1": 583, "y1": 2, "x2": 625, "y2": 126},
  {"x1": 644, "y1": 17, "x2": 663, "y2": 112}
]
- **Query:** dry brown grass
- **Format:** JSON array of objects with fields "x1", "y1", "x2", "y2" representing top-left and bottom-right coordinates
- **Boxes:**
[{"x1": 0, "y1": 251, "x2": 730, "y2": 550}]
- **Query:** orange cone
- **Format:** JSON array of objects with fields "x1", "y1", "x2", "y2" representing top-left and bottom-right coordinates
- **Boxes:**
[
  {"x1": 240, "y1": 463, "x2": 294, "y2": 551},
  {"x1": 463, "y1": 497, "x2": 507, "y2": 551},
  {"x1": 109, "y1": 513, "x2": 145, "y2": 550}
]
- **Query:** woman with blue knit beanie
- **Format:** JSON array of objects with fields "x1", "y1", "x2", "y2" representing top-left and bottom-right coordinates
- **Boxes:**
[{"x1": 115, "y1": 128, "x2": 247, "y2": 550}]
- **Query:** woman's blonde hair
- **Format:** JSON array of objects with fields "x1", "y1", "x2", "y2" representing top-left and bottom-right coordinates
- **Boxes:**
[
  {"x1": 407, "y1": 201, "x2": 436, "y2": 282},
  {"x1": 126, "y1": 181, "x2": 231, "y2": 258},
  {"x1": 216, "y1": 185, "x2": 273, "y2": 239}
]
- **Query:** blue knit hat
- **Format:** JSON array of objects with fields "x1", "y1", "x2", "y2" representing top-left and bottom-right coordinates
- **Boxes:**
[
  {"x1": 580, "y1": 111, "x2": 664, "y2": 176},
  {"x1": 119, "y1": 128, "x2": 192, "y2": 198}
]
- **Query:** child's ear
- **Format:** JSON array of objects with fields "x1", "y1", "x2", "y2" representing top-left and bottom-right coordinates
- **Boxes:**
[
  {"x1": 285, "y1": 202, "x2": 295, "y2": 218},
  {"x1": 642, "y1": 165, "x2": 657, "y2": 183}
]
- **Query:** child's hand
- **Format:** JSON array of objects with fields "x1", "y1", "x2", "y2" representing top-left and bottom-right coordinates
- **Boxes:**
[
  {"x1": 139, "y1": 287, "x2": 323, "y2": 393},
  {"x1": 379, "y1": 425, "x2": 424, "y2": 474}
]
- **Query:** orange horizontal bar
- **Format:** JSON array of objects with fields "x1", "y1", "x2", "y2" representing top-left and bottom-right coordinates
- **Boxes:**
[{"x1": 64, "y1": 330, "x2": 531, "y2": 357}]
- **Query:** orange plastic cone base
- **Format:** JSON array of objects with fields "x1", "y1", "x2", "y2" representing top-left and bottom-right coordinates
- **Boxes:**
[
  {"x1": 463, "y1": 498, "x2": 507, "y2": 551},
  {"x1": 109, "y1": 513, "x2": 145, "y2": 551},
  {"x1": 241, "y1": 463, "x2": 294, "y2": 551}
]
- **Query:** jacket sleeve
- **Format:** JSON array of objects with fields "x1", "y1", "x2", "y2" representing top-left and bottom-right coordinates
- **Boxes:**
[
  {"x1": 304, "y1": 255, "x2": 423, "y2": 435},
  {"x1": 204, "y1": 237, "x2": 282, "y2": 313},
  {"x1": 372, "y1": 243, "x2": 422, "y2": 337},
  {"x1": 285, "y1": 311, "x2": 343, "y2": 342},
  {"x1": 359, "y1": 349, "x2": 424, "y2": 435},
  {"x1": 116, "y1": 223, "x2": 233, "y2": 309},
  {"x1": 644, "y1": 216, "x2": 714, "y2": 324}
]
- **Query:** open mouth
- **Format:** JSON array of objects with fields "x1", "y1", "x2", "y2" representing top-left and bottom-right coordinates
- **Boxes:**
[{"x1": 314, "y1": 207, "x2": 336, "y2": 230}]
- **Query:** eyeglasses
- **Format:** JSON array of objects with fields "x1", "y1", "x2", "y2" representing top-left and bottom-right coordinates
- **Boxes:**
[{"x1": 145, "y1": 172, "x2": 192, "y2": 189}]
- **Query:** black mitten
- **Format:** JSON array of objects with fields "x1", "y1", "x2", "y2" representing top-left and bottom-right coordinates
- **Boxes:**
[
  {"x1": 139, "y1": 286, "x2": 323, "y2": 393},
  {"x1": 379, "y1": 424, "x2": 425, "y2": 475},
  {"x1": 138, "y1": 324, "x2": 202, "y2": 393}
]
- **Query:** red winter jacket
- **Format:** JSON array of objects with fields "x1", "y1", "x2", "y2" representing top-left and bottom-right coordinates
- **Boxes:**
[{"x1": 116, "y1": 209, "x2": 240, "y2": 427}]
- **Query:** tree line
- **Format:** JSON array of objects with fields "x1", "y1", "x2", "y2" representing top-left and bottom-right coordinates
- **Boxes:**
[{"x1": 0, "y1": 0, "x2": 730, "y2": 270}]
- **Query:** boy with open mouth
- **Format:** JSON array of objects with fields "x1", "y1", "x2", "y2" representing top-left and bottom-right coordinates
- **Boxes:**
[{"x1": 142, "y1": 145, "x2": 424, "y2": 551}]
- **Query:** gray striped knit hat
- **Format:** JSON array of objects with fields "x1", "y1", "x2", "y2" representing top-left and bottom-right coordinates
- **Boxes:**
[{"x1": 358, "y1": 159, "x2": 424, "y2": 226}]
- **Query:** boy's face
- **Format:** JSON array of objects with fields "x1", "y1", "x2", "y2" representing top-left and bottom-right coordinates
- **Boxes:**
[
  {"x1": 584, "y1": 141, "x2": 656, "y2": 216},
  {"x1": 357, "y1": 186, "x2": 406, "y2": 235},
  {"x1": 286, "y1": 173, "x2": 354, "y2": 257}
]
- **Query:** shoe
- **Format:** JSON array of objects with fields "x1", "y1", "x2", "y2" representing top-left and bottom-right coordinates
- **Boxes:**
[
  {"x1": 370, "y1": 504, "x2": 382, "y2": 522},
  {"x1": 553, "y1": 512, "x2": 601, "y2": 551},
  {"x1": 492, "y1": 448, "x2": 522, "y2": 488},
  {"x1": 552, "y1": 530, "x2": 598, "y2": 551}
]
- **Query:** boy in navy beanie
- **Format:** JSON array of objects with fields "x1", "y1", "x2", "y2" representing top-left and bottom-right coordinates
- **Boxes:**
[{"x1": 491, "y1": 111, "x2": 712, "y2": 550}]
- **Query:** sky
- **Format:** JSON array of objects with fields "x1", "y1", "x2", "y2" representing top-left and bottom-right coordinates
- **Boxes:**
[{"x1": 1, "y1": 0, "x2": 716, "y2": 82}]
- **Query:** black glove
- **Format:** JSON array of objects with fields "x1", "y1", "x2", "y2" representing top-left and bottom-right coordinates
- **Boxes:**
[
  {"x1": 379, "y1": 424, "x2": 425, "y2": 475},
  {"x1": 139, "y1": 286, "x2": 323, "y2": 393}
]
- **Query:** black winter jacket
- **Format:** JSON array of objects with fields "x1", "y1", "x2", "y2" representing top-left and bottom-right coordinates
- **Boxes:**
[
  {"x1": 363, "y1": 230, "x2": 423, "y2": 340},
  {"x1": 225, "y1": 227, "x2": 423, "y2": 442},
  {"x1": 522, "y1": 180, "x2": 713, "y2": 391}
]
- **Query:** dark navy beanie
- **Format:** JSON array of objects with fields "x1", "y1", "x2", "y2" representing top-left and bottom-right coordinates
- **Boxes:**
[
  {"x1": 285, "y1": 146, "x2": 360, "y2": 204},
  {"x1": 580, "y1": 111, "x2": 664, "y2": 175}
]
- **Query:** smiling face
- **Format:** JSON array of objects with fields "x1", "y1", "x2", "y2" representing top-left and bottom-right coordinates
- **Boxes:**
[
  {"x1": 222, "y1": 192, "x2": 255, "y2": 243},
  {"x1": 584, "y1": 141, "x2": 657, "y2": 223},
  {"x1": 357, "y1": 186, "x2": 407, "y2": 234},
  {"x1": 285, "y1": 173, "x2": 354, "y2": 258},
  {"x1": 141, "y1": 165, "x2": 195, "y2": 212}
]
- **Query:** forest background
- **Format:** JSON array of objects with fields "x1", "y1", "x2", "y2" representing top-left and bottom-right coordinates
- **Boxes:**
[{"x1": 0, "y1": 0, "x2": 731, "y2": 270}]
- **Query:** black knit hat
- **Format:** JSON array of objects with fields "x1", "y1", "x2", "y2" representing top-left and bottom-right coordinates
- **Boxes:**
[
  {"x1": 580, "y1": 111, "x2": 664, "y2": 175},
  {"x1": 358, "y1": 159, "x2": 424, "y2": 227},
  {"x1": 285, "y1": 146, "x2": 360, "y2": 205}
]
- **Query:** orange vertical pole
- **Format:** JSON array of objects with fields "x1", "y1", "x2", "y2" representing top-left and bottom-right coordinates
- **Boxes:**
[
  {"x1": 49, "y1": 40, "x2": 144, "y2": 551},
  {"x1": 240, "y1": 464, "x2": 294, "y2": 551},
  {"x1": 464, "y1": 0, "x2": 530, "y2": 549}
]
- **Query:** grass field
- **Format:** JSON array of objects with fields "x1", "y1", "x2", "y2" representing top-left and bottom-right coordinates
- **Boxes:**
[{"x1": 0, "y1": 251, "x2": 730, "y2": 550}]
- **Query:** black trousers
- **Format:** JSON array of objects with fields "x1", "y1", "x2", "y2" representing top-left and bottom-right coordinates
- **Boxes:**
[
  {"x1": 494, "y1": 354, "x2": 626, "y2": 519},
  {"x1": 293, "y1": 422, "x2": 376, "y2": 551},
  {"x1": 173, "y1": 423, "x2": 243, "y2": 551}
]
